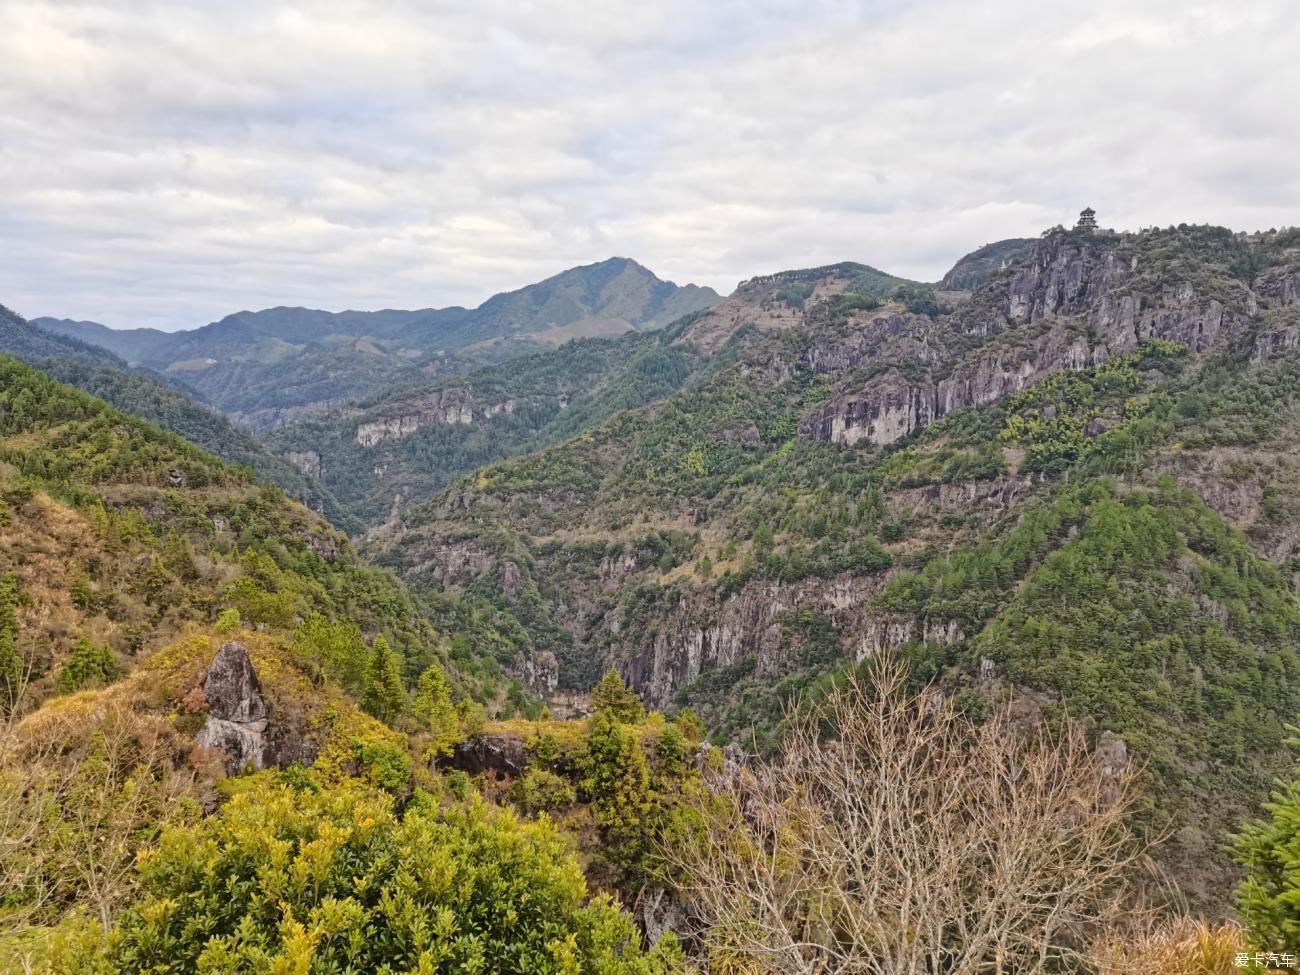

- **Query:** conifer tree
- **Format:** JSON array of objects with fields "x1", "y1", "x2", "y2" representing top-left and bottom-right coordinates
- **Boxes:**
[
  {"x1": 361, "y1": 635, "x2": 406, "y2": 724},
  {"x1": 54, "y1": 637, "x2": 121, "y2": 695},
  {"x1": 591, "y1": 668, "x2": 644, "y2": 723},
  {"x1": 413, "y1": 662, "x2": 460, "y2": 755}
]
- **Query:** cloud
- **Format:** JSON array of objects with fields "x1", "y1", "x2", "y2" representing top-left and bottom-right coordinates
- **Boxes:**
[{"x1": 1, "y1": 0, "x2": 1297, "y2": 329}]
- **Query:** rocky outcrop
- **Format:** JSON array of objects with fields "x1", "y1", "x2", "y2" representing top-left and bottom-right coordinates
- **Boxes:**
[
  {"x1": 195, "y1": 641, "x2": 270, "y2": 774},
  {"x1": 514, "y1": 649, "x2": 560, "y2": 694},
  {"x1": 443, "y1": 734, "x2": 529, "y2": 778},
  {"x1": 299, "y1": 531, "x2": 341, "y2": 561},
  {"x1": 285, "y1": 450, "x2": 323, "y2": 479},
  {"x1": 800, "y1": 233, "x2": 1257, "y2": 450},
  {"x1": 193, "y1": 641, "x2": 317, "y2": 774},
  {"x1": 1256, "y1": 265, "x2": 1300, "y2": 308},
  {"x1": 1250, "y1": 264, "x2": 1300, "y2": 360},
  {"x1": 612, "y1": 574, "x2": 907, "y2": 707},
  {"x1": 355, "y1": 388, "x2": 515, "y2": 446},
  {"x1": 500, "y1": 560, "x2": 522, "y2": 598},
  {"x1": 406, "y1": 539, "x2": 499, "y2": 588},
  {"x1": 889, "y1": 476, "x2": 1033, "y2": 527},
  {"x1": 799, "y1": 371, "x2": 939, "y2": 447}
]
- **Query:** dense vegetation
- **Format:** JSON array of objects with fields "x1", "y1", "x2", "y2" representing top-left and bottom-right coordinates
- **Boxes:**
[
  {"x1": 1, "y1": 307, "x2": 348, "y2": 525},
  {"x1": 268, "y1": 323, "x2": 713, "y2": 525},
  {"x1": 0, "y1": 355, "x2": 497, "y2": 706},
  {"x1": 35, "y1": 258, "x2": 720, "y2": 430},
  {"x1": 59, "y1": 781, "x2": 682, "y2": 974}
]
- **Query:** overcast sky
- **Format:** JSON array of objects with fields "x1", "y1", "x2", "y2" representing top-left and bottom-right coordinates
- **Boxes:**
[{"x1": 2, "y1": 1, "x2": 1297, "y2": 331}]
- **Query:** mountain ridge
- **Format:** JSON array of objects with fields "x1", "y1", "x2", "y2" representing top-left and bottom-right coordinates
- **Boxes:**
[
  {"x1": 0, "y1": 304, "x2": 350, "y2": 526},
  {"x1": 30, "y1": 258, "x2": 723, "y2": 429}
]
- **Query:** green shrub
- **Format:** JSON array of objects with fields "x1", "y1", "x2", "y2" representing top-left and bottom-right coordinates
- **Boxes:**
[
  {"x1": 351, "y1": 739, "x2": 412, "y2": 791},
  {"x1": 213, "y1": 607, "x2": 241, "y2": 634},
  {"x1": 70, "y1": 782, "x2": 680, "y2": 973},
  {"x1": 510, "y1": 768, "x2": 577, "y2": 814}
]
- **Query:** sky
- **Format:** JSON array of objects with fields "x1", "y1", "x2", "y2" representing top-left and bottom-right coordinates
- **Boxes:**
[{"x1": 2, "y1": 1, "x2": 1298, "y2": 331}]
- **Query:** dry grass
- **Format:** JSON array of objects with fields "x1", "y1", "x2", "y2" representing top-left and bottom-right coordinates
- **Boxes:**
[{"x1": 1089, "y1": 917, "x2": 1248, "y2": 975}]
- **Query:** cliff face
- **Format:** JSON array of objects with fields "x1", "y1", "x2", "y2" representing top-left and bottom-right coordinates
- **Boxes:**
[
  {"x1": 611, "y1": 575, "x2": 963, "y2": 708},
  {"x1": 940, "y1": 238, "x2": 1037, "y2": 291},
  {"x1": 354, "y1": 388, "x2": 516, "y2": 446},
  {"x1": 799, "y1": 231, "x2": 1259, "y2": 449}
]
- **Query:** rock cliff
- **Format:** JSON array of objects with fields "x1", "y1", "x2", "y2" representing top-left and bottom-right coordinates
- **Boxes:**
[
  {"x1": 355, "y1": 387, "x2": 515, "y2": 446},
  {"x1": 800, "y1": 230, "x2": 1258, "y2": 449}
]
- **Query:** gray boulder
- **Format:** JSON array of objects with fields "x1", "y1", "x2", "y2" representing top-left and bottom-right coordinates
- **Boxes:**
[{"x1": 195, "y1": 641, "x2": 268, "y2": 773}]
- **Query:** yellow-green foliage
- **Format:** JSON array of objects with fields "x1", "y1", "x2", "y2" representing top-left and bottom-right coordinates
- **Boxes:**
[
  {"x1": 56, "y1": 780, "x2": 682, "y2": 974},
  {"x1": 591, "y1": 668, "x2": 645, "y2": 722},
  {"x1": 510, "y1": 768, "x2": 578, "y2": 814},
  {"x1": 575, "y1": 708, "x2": 700, "y2": 886},
  {"x1": 413, "y1": 662, "x2": 461, "y2": 758},
  {"x1": 0, "y1": 356, "x2": 458, "y2": 711}
]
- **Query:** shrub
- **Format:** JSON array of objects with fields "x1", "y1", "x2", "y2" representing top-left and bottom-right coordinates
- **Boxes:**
[
  {"x1": 510, "y1": 768, "x2": 577, "y2": 814},
  {"x1": 213, "y1": 608, "x2": 240, "y2": 634},
  {"x1": 351, "y1": 738, "x2": 412, "y2": 791},
  {"x1": 73, "y1": 783, "x2": 679, "y2": 973}
]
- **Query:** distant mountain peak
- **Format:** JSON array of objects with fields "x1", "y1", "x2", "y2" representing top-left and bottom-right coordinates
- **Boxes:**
[{"x1": 26, "y1": 260, "x2": 723, "y2": 428}]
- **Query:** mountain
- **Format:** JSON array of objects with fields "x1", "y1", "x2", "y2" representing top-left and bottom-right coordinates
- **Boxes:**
[
  {"x1": 6, "y1": 225, "x2": 1300, "y2": 967},
  {"x1": 262, "y1": 263, "x2": 918, "y2": 531},
  {"x1": 264, "y1": 314, "x2": 717, "y2": 527},
  {"x1": 1, "y1": 303, "x2": 349, "y2": 527},
  {"x1": 1, "y1": 304, "x2": 124, "y2": 365},
  {"x1": 360, "y1": 221, "x2": 1300, "y2": 906},
  {"x1": 33, "y1": 315, "x2": 173, "y2": 364},
  {"x1": 31, "y1": 258, "x2": 722, "y2": 429}
]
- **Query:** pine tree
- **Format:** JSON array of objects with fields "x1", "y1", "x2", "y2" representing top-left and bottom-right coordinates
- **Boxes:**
[
  {"x1": 361, "y1": 636, "x2": 406, "y2": 724},
  {"x1": 1232, "y1": 766, "x2": 1300, "y2": 945},
  {"x1": 54, "y1": 637, "x2": 121, "y2": 695},
  {"x1": 413, "y1": 662, "x2": 460, "y2": 756},
  {"x1": 591, "y1": 668, "x2": 644, "y2": 723}
]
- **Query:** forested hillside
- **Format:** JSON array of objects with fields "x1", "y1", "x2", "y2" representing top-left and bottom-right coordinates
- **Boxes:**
[
  {"x1": 1, "y1": 305, "x2": 348, "y2": 524},
  {"x1": 266, "y1": 315, "x2": 717, "y2": 525},
  {"x1": 0, "y1": 356, "x2": 452, "y2": 704},
  {"x1": 34, "y1": 258, "x2": 722, "y2": 429},
  {"x1": 0, "y1": 355, "x2": 698, "y2": 973},
  {"x1": 5, "y1": 223, "x2": 1300, "y2": 969},
  {"x1": 364, "y1": 221, "x2": 1300, "y2": 905}
]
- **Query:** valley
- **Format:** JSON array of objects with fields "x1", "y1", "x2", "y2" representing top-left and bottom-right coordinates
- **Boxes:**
[{"x1": 5, "y1": 216, "x2": 1300, "y2": 969}]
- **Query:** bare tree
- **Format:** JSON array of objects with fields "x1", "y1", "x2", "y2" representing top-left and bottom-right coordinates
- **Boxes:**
[
  {"x1": 660, "y1": 656, "x2": 1145, "y2": 974},
  {"x1": 0, "y1": 697, "x2": 197, "y2": 939}
]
